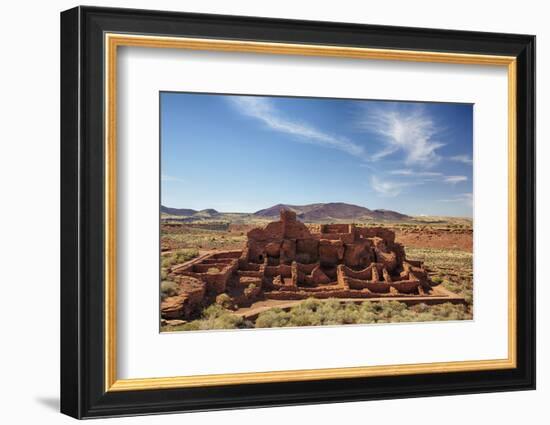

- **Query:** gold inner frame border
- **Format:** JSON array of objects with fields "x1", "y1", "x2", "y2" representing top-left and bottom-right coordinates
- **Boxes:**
[{"x1": 104, "y1": 33, "x2": 517, "y2": 392}]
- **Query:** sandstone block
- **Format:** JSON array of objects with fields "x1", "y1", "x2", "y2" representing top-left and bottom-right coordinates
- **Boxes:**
[
  {"x1": 319, "y1": 239, "x2": 345, "y2": 266},
  {"x1": 344, "y1": 239, "x2": 374, "y2": 267},
  {"x1": 280, "y1": 239, "x2": 296, "y2": 263}
]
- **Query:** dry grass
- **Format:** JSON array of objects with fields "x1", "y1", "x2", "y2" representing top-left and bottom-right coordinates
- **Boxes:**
[
  {"x1": 162, "y1": 304, "x2": 247, "y2": 331},
  {"x1": 405, "y1": 247, "x2": 473, "y2": 306},
  {"x1": 254, "y1": 299, "x2": 471, "y2": 328},
  {"x1": 162, "y1": 225, "x2": 247, "y2": 251},
  {"x1": 160, "y1": 248, "x2": 200, "y2": 282},
  {"x1": 162, "y1": 298, "x2": 472, "y2": 332}
]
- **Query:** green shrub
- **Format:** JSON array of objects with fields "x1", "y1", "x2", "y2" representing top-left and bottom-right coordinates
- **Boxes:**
[
  {"x1": 244, "y1": 283, "x2": 258, "y2": 298},
  {"x1": 216, "y1": 293, "x2": 233, "y2": 309},
  {"x1": 199, "y1": 305, "x2": 243, "y2": 329},
  {"x1": 300, "y1": 297, "x2": 322, "y2": 311},
  {"x1": 167, "y1": 304, "x2": 245, "y2": 331},
  {"x1": 176, "y1": 248, "x2": 199, "y2": 262},
  {"x1": 256, "y1": 308, "x2": 291, "y2": 328},
  {"x1": 161, "y1": 257, "x2": 174, "y2": 269},
  {"x1": 202, "y1": 304, "x2": 228, "y2": 319},
  {"x1": 255, "y1": 299, "x2": 472, "y2": 329},
  {"x1": 160, "y1": 280, "x2": 178, "y2": 300},
  {"x1": 162, "y1": 297, "x2": 473, "y2": 332},
  {"x1": 176, "y1": 321, "x2": 201, "y2": 331},
  {"x1": 411, "y1": 303, "x2": 429, "y2": 313},
  {"x1": 287, "y1": 310, "x2": 320, "y2": 327},
  {"x1": 161, "y1": 249, "x2": 200, "y2": 269}
]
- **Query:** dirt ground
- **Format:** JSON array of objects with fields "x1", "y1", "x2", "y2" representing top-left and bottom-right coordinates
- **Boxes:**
[
  {"x1": 395, "y1": 229, "x2": 472, "y2": 252},
  {"x1": 161, "y1": 222, "x2": 472, "y2": 253}
]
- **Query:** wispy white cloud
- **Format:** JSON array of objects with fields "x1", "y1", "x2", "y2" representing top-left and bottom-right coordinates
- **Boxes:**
[
  {"x1": 438, "y1": 192, "x2": 473, "y2": 206},
  {"x1": 370, "y1": 175, "x2": 418, "y2": 197},
  {"x1": 449, "y1": 154, "x2": 473, "y2": 165},
  {"x1": 389, "y1": 169, "x2": 443, "y2": 177},
  {"x1": 161, "y1": 174, "x2": 185, "y2": 183},
  {"x1": 357, "y1": 104, "x2": 444, "y2": 166},
  {"x1": 228, "y1": 96, "x2": 366, "y2": 158},
  {"x1": 443, "y1": 175, "x2": 468, "y2": 184},
  {"x1": 389, "y1": 169, "x2": 466, "y2": 185}
]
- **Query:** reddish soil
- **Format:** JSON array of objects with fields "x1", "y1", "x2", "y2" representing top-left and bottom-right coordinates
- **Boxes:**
[
  {"x1": 161, "y1": 223, "x2": 473, "y2": 253},
  {"x1": 395, "y1": 229, "x2": 472, "y2": 252},
  {"x1": 227, "y1": 224, "x2": 257, "y2": 233}
]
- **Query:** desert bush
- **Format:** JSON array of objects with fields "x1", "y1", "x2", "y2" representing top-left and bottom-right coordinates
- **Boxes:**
[
  {"x1": 216, "y1": 293, "x2": 234, "y2": 309},
  {"x1": 160, "y1": 280, "x2": 178, "y2": 300},
  {"x1": 431, "y1": 302, "x2": 470, "y2": 321},
  {"x1": 177, "y1": 248, "x2": 199, "y2": 261},
  {"x1": 300, "y1": 297, "x2": 322, "y2": 311},
  {"x1": 356, "y1": 310, "x2": 377, "y2": 324},
  {"x1": 256, "y1": 308, "x2": 291, "y2": 328},
  {"x1": 244, "y1": 283, "x2": 258, "y2": 298},
  {"x1": 431, "y1": 276, "x2": 444, "y2": 284},
  {"x1": 253, "y1": 299, "x2": 472, "y2": 330},
  {"x1": 168, "y1": 304, "x2": 244, "y2": 331},
  {"x1": 163, "y1": 298, "x2": 473, "y2": 332},
  {"x1": 161, "y1": 257, "x2": 174, "y2": 269},
  {"x1": 161, "y1": 249, "x2": 200, "y2": 269},
  {"x1": 207, "y1": 267, "x2": 220, "y2": 274},
  {"x1": 204, "y1": 313, "x2": 243, "y2": 330},
  {"x1": 411, "y1": 303, "x2": 429, "y2": 313},
  {"x1": 202, "y1": 304, "x2": 229, "y2": 319},
  {"x1": 287, "y1": 309, "x2": 322, "y2": 327},
  {"x1": 337, "y1": 304, "x2": 361, "y2": 324},
  {"x1": 174, "y1": 321, "x2": 201, "y2": 331}
]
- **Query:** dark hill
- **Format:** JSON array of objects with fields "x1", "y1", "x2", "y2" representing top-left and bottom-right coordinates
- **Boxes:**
[
  {"x1": 160, "y1": 206, "x2": 219, "y2": 217},
  {"x1": 160, "y1": 206, "x2": 197, "y2": 216},
  {"x1": 254, "y1": 203, "x2": 410, "y2": 221},
  {"x1": 371, "y1": 209, "x2": 410, "y2": 221}
]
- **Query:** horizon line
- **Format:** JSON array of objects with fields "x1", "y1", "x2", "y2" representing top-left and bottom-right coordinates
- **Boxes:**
[{"x1": 160, "y1": 202, "x2": 473, "y2": 219}]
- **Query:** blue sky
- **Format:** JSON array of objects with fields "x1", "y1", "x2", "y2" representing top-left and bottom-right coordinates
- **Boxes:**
[{"x1": 161, "y1": 92, "x2": 473, "y2": 217}]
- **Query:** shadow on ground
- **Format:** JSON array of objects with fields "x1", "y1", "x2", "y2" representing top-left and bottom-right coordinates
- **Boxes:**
[{"x1": 35, "y1": 396, "x2": 59, "y2": 412}]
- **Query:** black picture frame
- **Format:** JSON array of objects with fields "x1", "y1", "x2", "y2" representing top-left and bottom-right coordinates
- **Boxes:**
[{"x1": 61, "y1": 5, "x2": 535, "y2": 419}]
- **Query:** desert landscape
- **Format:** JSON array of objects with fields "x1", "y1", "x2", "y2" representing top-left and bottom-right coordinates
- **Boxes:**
[
  {"x1": 160, "y1": 203, "x2": 473, "y2": 332},
  {"x1": 159, "y1": 93, "x2": 473, "y2": 331}
]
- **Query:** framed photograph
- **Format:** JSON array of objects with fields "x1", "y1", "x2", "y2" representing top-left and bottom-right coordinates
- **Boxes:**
[{"x1": 60, "y1": 6, "x2": 535, "y2": 419}]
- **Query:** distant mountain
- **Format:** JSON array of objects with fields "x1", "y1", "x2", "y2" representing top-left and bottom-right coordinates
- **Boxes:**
[
  {"x1": 196, "y1": 208, "x2": 219, "y2": 216},
  {"x1": 254, "y1": 203, "x2": 323, "y2": 218},
  {"x1": 161, "y1": 206, "x2": 219, "y2": 217},
  {"x1": 161, "y1": 206, "x2": 197, "y2": 216},
  {"x1": 161, "y1": 203, "x2": 411, "y2": 222},
  {"x1": 371, "y1": 209, "x2": 410, "y2": 221},
  {"x1": 254, "y1": 203, "x2": 410, "y2": 222}
]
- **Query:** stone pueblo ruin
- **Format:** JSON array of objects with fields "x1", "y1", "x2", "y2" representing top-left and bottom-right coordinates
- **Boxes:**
[{"x1": 162, "y1": 210, "x2": 465, "y2": 321}]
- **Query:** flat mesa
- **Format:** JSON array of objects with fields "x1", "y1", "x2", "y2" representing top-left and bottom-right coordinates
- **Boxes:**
[{"x1": 162, "y1": 210, "x2": 465, "y2": 321}]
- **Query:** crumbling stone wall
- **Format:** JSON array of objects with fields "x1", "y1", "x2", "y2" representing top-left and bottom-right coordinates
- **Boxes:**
[{"x1": 161, "y1": 210, "x2": 444, "y2": 321}]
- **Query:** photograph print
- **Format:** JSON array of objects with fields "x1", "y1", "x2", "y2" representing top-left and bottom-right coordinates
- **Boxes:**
[{"x1": 159, "y1": 92, "x2": 473, "y2": 332}]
